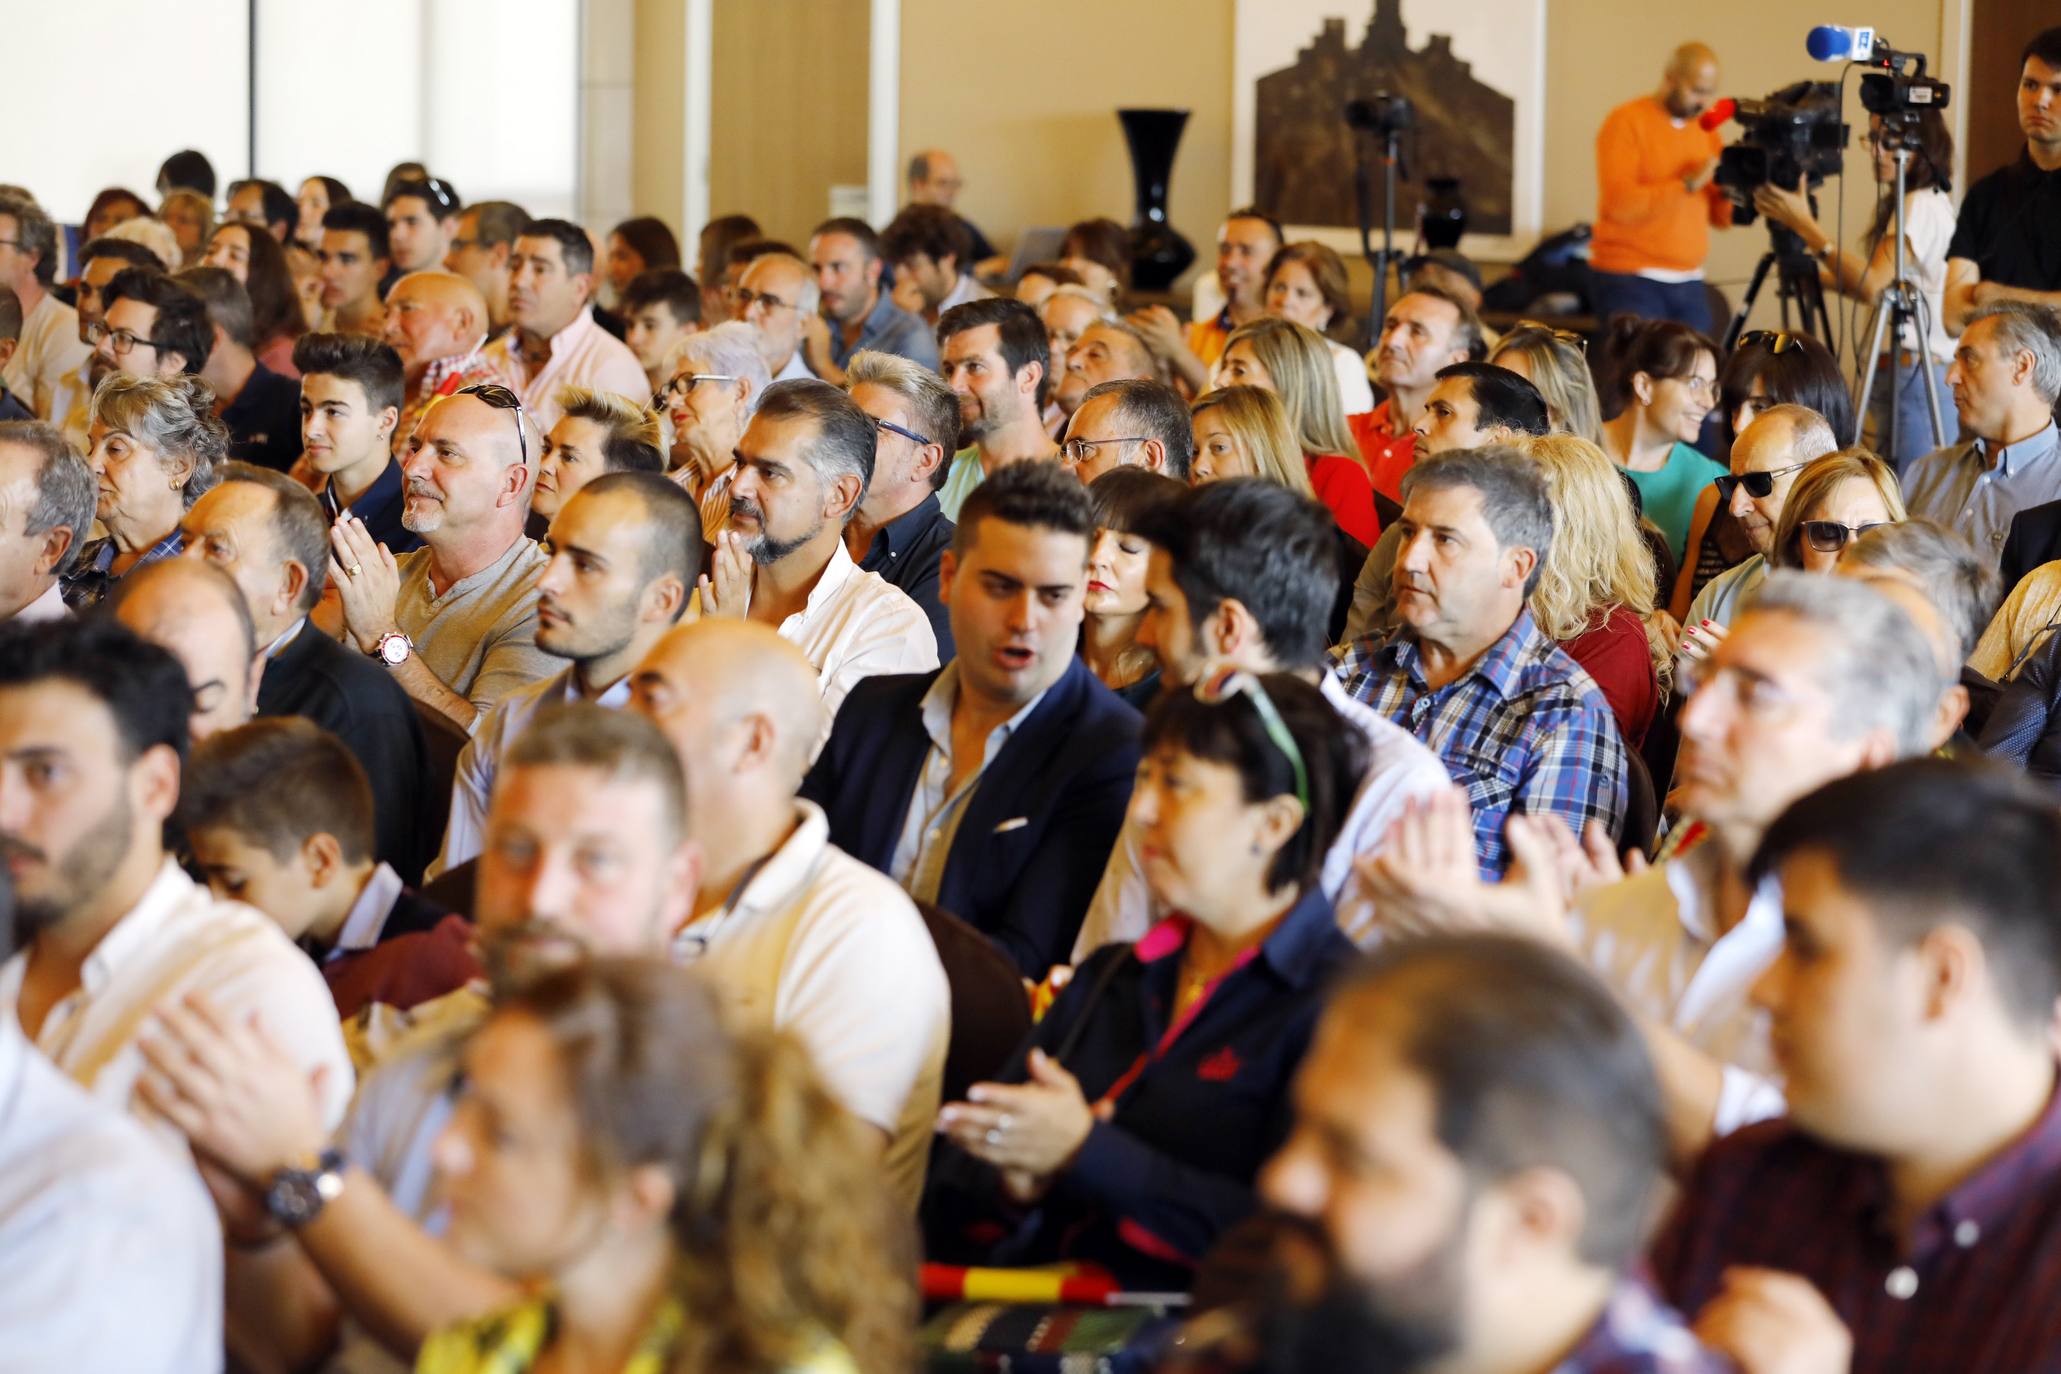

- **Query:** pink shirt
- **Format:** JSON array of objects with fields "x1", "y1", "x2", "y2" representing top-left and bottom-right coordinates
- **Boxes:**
[{"x1": 485, "y1": 307, "x2": 649, "y2": 432}]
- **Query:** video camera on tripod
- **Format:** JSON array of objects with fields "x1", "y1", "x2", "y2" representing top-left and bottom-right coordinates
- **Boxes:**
[{"x1": 1708, "y1": 82, "x2": 1848, "y2": 225}]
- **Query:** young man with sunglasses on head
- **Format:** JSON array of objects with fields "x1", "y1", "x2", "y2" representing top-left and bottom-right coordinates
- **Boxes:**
[{"x1": 381, "y1": 179, "x2": 463, "y2": 276}]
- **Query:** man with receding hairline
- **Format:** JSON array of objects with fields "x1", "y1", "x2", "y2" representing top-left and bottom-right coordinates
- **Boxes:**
[
  {"x1": 630, "y1": 617, "x2": 950, "y2": 1208},
  {"x1": 108, "y1": 557, "x2": 264, "y2": 743},
  {"x1": 382, "y1": 270, "x2": 514, "y2": 455}
]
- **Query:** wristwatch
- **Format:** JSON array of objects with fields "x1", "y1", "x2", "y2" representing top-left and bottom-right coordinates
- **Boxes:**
[
  {"x1": 371, "y1": 630, "x2": 413, "y2": 666},
  {"x1": 263, "y1": 1148, "x2": 346, "y2": 1229}
]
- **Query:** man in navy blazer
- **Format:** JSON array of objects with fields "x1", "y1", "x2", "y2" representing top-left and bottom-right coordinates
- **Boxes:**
[{"x1": 803, "y1": 459, "x2": 1143, "y2": 975}]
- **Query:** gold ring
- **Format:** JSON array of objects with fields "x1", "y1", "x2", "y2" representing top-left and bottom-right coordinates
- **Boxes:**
[{"x1": 345, "y1": 563, "x2": 362, "y2": 578}]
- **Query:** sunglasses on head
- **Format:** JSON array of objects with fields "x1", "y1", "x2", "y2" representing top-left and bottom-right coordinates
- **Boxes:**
[
  {"x1": 1803, "y1": 519, "x2": 1888, "y2": 552},
  {"x1": 1193, "y1": 669, "x2": 1310, "y2": 810},
  {"x1": 1736, "y1": 329, "x2": 1803, "y2": 356},
  {"x1": 1512, "y1": 319, "x2": 1588, "y2": 353},
  {"x1": 1713, "y1": 458, "x2": 1815, "y2": 503},
  {"x1": 456, "y1": 383, "x2": 529, "y2": 466}
]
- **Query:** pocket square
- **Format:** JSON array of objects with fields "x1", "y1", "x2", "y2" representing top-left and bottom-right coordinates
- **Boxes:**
[{"x1": 993, "y1": 816, "x2": 1030, "y2": 833}]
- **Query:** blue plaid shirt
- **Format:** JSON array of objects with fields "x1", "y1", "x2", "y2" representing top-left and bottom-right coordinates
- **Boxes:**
[
  {"x1": 1332, "y1": 609, "x2": 1627, "y2": 876},
  {"x1": 59, "y1": 527, "x2": 187, "y2": 611}
]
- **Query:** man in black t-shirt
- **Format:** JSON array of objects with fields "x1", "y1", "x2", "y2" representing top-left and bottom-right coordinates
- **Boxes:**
[{"x1": 1945, "y1": 26, "x2": 2061, "y2": 333}]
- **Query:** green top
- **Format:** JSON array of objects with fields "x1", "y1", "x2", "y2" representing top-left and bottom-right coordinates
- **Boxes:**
[
  {"x1": 936, "y1": 446, "x2": 985, "y2": 522},
  {"x1": 1621, "y1": 441, "x2": 1727, "y2": 565},
  {"x1": 416, "y1": 1294, "x2": 860, "y2": 1374}
]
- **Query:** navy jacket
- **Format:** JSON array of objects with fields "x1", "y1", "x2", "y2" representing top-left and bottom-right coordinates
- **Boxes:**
[
  {"x1": 921, "y1": 885, "x2": 1357, "y2": 1291},
  {"x1": 801, "y1": 655, "x2": 1141, "y2": 975}
]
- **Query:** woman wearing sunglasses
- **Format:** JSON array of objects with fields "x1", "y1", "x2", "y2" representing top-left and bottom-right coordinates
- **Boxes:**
[
  {"x1": 923, "y1": 673, "x2": 1366, "y2": 1290},
  {"x1": 1598, "y1": 317, "x2": 1727, "y2": 566}
]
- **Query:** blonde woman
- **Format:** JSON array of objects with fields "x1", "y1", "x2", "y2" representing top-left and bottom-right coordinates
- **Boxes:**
[
  {"x1": 1262, "y1": 242, "x2": 1375, "y2": 414},
  {"x1": 1488, "y1": 323, "x2": 1604, "y2": 444},
  {"x1": 1522, "y1": 433, "x2": 1666, "y2": 746},
  {"x1": 1216, "y1": 317, "x2": 1379, "y2": 546},
  {"x1": 1189, "y1": 386, "x2": 1315, "y2": 494}
]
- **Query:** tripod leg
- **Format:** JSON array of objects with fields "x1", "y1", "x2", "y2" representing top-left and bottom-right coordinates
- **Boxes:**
[
  {"x1": 1908, "y1": 290, "x2": 1948, "y2": 451},
  {"x1": 1854, "y1": 296, "x2": 1896, "y2": 450},
  {"x1": 1725, "y1": 254, "x2": 1778, "y2": 350}
]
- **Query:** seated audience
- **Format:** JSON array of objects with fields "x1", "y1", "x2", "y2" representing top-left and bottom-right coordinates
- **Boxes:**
[
  {"x1": 159, "y1": 189, "x2": 214, "y2": 267},
  {"x1": 1598, "y1": 317, "x2": 1726, "y2": 565},
  {"x1": 633, "y1": 619, "x2": 950, "y2": 1205},
  {"x1": 924, "y1": 673, "x2": 1365, "y2": 1288},
  {"x1": 0, "y1": 862, "x2": 224, "y2": 1373},
  {"x1": 485, "y1": 219, "x2": 648, "y2": 431},
  {"x1": 294, "y1": 174, "x2": 349, "y2": 251},
  {"x1": 436, "y1": 471, "x2": 697, "y2": 876},
  {"x1": 1053, "y1": 317, "x2": 1159, "y2": 442},
  {"x1": 803, "y1": 461, "x2": 1145, "y2": 975},
  {"x1": 880, "y1": 202, "x2": 991, "y2": 325},
  {"x1": 805, "y1": 217, "x2": 938, "y2": 384},
  {"x1": 50, "y1": 237, "x2": 167, "y2": 452},
  {"x1": 1487, "y1": 319, "x2": 1605, "y2": 443},
  {"x1": 1082, "y1": 467, "x2": 1185, "y2": 709},
  {"x1": 1654, "y1": 759, "x2": 2061, "y2": 1374},
  {"x1": 84, "y1": 185, "x2": 150, "y2": 242},
  {"x1": 601, "y1": 214, "x2": 680, "y2": 304},
  {"x1": 179, "y1": 462, "x2": 431, "y2": 881},
  {"x1": 382, "y1": 179, "x2": 463, "y2": 277},
  {"x1": 1261, "y1": 240, "x2": 1373, "y2": 414},
  {"x1": 0, "y1": 617, "x2": 351, "y2": 1145},
  {"x1": 62, "y1": 372, "x2": 225, "y2": 609},
  {"x1": 328, "y1": 385, "x2": 556, "y2": 730},
  {"x1": 1335, "y1": 447, "x2": 1628, "y2": 875},
  {"x1": 1078, "y1": 478, "x2": 1446, "y2": 953},
  {"x1": 317, "y1": 202, "x2": 392, "y2": 335},
  {"x1": 1061, "y1": 377, "x2": 1193, "y2": 483},
  {"x1": 179, "y1": 718, "x2": 470, "y2": 1023},
  {"x1": 1350, "y1": 284, "x2": 1482, "y2": 504},
  {"x1": 1244, "y1": 934, "x2": 1722, "y2": 1374},
  {"x1": 416, "y1": 960, "x2": 910, "y2": 1374},
  {"x1": 934, "y1": 297, "x2": 1058, "y2": 519},
  {"x1": 1217, "y1": 316, "x2": 1379, "y2": 547},
  {"x1": 107, "y1": 557, "x2": 261, "y2": 743},
  {"x1": 1129, "y1": 208, "x2": 1284, "y2": 392},
  {"x1": 177, "y1": 265, "x2": 304, "y2": 472},
  {"x1": 443, "y1": 199, "x2": 530, "y2": 335},
  {"x1": 224, "y1": 176, "x2": 298, "y2": 243},
  {"x1": 734, "y1": 249, "x2": 820, "y2": 383},
  {"x1": 1039, "y1": 284, "x2": 1113, "y2": 423},
  {"x1": 383, "y1": 270, "x2": 515, "y2": 455},
  {"x1": 694, "y1": 211, "x2": 761, "y2": 321},
  {"x1": 0, "y1": 288, "x2": 39, "y2": 420},
  {"x1": 1679, "y1": 403, "x2": 1839, "y2": 631},
  {"x1": 659, "y1": 320, "x2": 771, "y2": 539},
  {"x1": 0, "y1": 193, "x2": 88, "y2": 421},
  {"x1": 202, "y1": 218, "x2": 308, "y2": 377},
  {"x1": 0, "y1": 420, "x2": 93, "y2": 623},
  {"x1": 295, "y1": 331, "x2": 421, "y2": 553},
  {"x1": 1905, "y1": 301, "x2": 2061, "y2": 567},
  {"x1": 95, "y1": 265, "x2": 212, "y2": 379},
  {"x1": 844, "y1": 348, "x2": 958, "y2": 656},
  {"x1": 528, "y1": 383, "x2": 664, "y2": 533},
  {"x1": 618, "y1": 266, "x2": 701, "y2": 391},
  {"x1": 1837, "y1": 519, "x2": 1997, "y2": 749},
  {"x1": 698, "y1": 378, "x2": 939, "y2": 717}
]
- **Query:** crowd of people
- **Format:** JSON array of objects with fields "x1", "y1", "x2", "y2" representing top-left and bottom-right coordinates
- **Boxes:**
[{"x1": 3, "y1": 22, "x2": 2061, "y2": 1374}]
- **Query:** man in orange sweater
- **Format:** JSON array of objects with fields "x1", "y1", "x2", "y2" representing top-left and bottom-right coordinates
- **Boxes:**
[{"x1": 1591, "y1": 42, "x2": 1734, "y2": 333}]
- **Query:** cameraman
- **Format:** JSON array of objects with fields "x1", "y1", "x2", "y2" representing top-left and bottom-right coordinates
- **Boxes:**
[
  {"x1": 1753, "y1": 109, "x2": 1957, "y2": 467},
  {"x1": 1942, "y1": 26, "x2": 2061, "y2": 334},
  {"x1": 1592, "y1": 41, "x2": 1734, "y2": 331}
]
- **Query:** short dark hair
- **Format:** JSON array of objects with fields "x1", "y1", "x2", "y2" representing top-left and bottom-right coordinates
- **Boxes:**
[
  {"x1": 105, "y1": 268, "x2": 213, "y2": 374},
  {"x1": 951, "y1": 456, "x2": 1096, "y2": 557},
  {"x1": 1226, "y1": 205, "x2": 1285, "y2": 246},
  {"x1": 1752, "y1": 758, "x2": 2061, "y2": 1028},
  {"x1": 575, "y1": 470, "x2": 706, "y2": 599},
  {"x1": 467, "y1": 200, "x2": 532, "y2": 249},
  {"x1": 220, "y1": 461, "x2": 332, "y2": 614},
  {"x1": 2024, "y1": 26, "x2": 2061, "y2": 68},
  {"x1": 1088, "y1": 465, "x2": 1186, "y2": 535},
  {"x1": 0, "y1": 194, "x2": 58, "y2": 287},
  {"x1": 620, "y1": 268, "x2": 701, "y2": 329},
  {"x1": 752, "y1": 379, "x2": 876, "y2": 515},
  {"x1": 1393, "y1": 282, "x2": 1486, "y2": 361},
  {"x1": 520, "y1": 218, "x2": 594, "y2": 277},
  {"x1": 810, "y1": 217, "x2": 881, "y2": 262},
  {"x1": 880, "y1": 204, "x2": 970, "y2": 270},
  {"x1": 85, "y1": 187, "x2": 149, "y2": 233},
  {"x1": 292, "y1": 332, "x2": 405, "y2": 415},
  {"x1": 0, "y1": 421, "x2": 95, "y2": 575},
  {"x1": 1078, "y1": 378, "x2": 1195, "y2": 478},
  {"x1": 1400, "y1": 445, "x2": 1556, "y2": 597},
  {"x1": 0, "y1": 616, "x2": 192, "y2": 766},
  {"x1": 321, "y1": 202, "x2": 390, "y2": 262},
  {"x1": 180, "y1": 717, "x2": 375, "y2": 864},
  {"x1": 1599, "y1": 315, "x2": 1717, "y2": 417},
  {"x1": 1435, "y1": 362, "x2": 1550, "y2": 437},
  {"x1": 157, "y1": 149, "x2": 216, "y2": 198},
  {"x1": 1142, "y1": 672, "x2": 1367, "y2": 893},
  {"x1": 384, "y1": 178, "x2": 462, "y2": 222},
  {"x1": 610, "y1": 216, "x2": 681, "y2": 270},
  {"x1": 228, "y1": 178, "x2": 297, "y2": 233},
  {"x1": 1132, "y1": 477, "x2": 1338, "y2": 669},
  {"x1": 938, "y1": 297, "x2": 1052, "y2": 408},
  {"x1": 79, "y1": 235, "x2": 167, "y2": 276},
  {"x1": 1337, "y1": 933, "x2": 1667, "y2": 1269},
  {"x1": 1059, "y1": 218, "x2": 1131, "y2": 290},
  {"x1": 175, "y1": 266, "x2": 257, "y2": 351}
]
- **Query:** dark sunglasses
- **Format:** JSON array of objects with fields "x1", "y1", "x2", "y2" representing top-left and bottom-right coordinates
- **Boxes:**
[
  {"x1": 456, "y1": 383, "x2": 529, "y2": 466},
  {"x1": 875, "y1": 417, "x2": 934, "y2": 448},
  {"x1": 1713, "y1": 459, "x2": 1815, "y2": 503},
  {"x1": 1736, "y1": 329, "x2": 1803, "y2": 356},
  {"x1": 1803, "y1": 519, "x2": 1888, "y2": 552}
]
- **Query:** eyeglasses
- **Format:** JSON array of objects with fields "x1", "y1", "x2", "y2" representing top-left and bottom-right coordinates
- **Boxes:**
[
  {"x1": 456, "y1": 383, "x2": 529, "y2": 466},
  {"x1": 86, "y1": 321, "x2": 158, "y2": 356},
  {"x1": 1512, "y1": 319, "x2": 1588, "y2": 353},
  {"x1": 0, "y1": 239, "x2": 23, "y2": 253},
  {"x1": 1058, "y1": 435, "x2": 1147, "y2": 467},
  {"x1": 1713, "y1": 459, "x2": 1815, "y2": 504},
  {"x1": 1194, "y1": 669, "x2": 1309, "y2": 811},
  {"x1": 1736, "y1": 330, "x2": 1803, "y2": 356},
  {"x1": 735, "y1": 289, "x2": 796, "y2": 315},
  {"x1": 1803, "y1": 519, "x2": 1888, "y2": 552},
  {"x1": 656, "y1": 373, "x2": 737, "y2": 407},
  {"x1": 875, "y1": 417, "x2": 934, "y2": 448}
]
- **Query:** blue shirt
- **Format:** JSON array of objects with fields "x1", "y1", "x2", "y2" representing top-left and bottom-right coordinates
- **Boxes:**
[
  {"x1": 323, "y1": 457, "x2": 424, "y2": 555},
  {"x1": 830, "y1": 289, "x2": 939, "y2": 371},
  {"x1": 1332, "y1": 609, "x2": 1628, "y2": 876},
  {"x1": 1904, "y1": 422, "x2": 2061, "y2": 566}
]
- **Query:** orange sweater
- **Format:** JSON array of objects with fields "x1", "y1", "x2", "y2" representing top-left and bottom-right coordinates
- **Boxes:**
[{"x1": 1591, "y1": 95, "x2": 1731, "y2": 275}]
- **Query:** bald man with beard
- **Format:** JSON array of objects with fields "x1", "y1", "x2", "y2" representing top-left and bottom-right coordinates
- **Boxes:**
[
  {"x1": 381, "y1": 270, "x2": 516, "y2": 455},
  {"x1": 628, "y1": 617, "x2": 950, "y2": 1208}
]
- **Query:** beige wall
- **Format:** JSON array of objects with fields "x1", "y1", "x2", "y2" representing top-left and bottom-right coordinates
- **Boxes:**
[{"x1": 631, "y1": 0, "x2": 687, "y2": 237}]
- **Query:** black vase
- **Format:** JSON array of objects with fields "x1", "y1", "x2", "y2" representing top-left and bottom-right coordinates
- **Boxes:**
[{"x1": 1118, "y1": 108, "x2": 1196, "y2": 292}]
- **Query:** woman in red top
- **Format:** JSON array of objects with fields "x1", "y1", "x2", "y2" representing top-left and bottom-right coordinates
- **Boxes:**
[
  {"x1": 1214, "y1": 317, "x2": 1380, "y2": 548},
  {"x1": 1521, "y1": 432, "x2": 1668, "y2": 747}
]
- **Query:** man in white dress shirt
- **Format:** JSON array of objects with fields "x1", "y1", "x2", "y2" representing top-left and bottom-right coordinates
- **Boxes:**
[
  {"x1": 0, "y1": 421, "x2": 94, "y2": 624},
  {"x1": 697, "y1": 378, "x2": 938, "y2": 719},
  {"x1": 485, "y1": 219, "x2": 648, "y2": 431},
  {"x1": 0, "y1": 194, "x2": 89, "y2": 419}
]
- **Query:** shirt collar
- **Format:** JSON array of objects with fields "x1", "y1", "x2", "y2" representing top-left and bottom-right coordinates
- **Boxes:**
[
  {"x1": 1976, "y1": 421, "x2": 2059, "y2": 477},
  {"x1": 563, "y1": 667, "x2": 634, "y2": 708},
  {"x1": 418, "y1": 534, "x2": 535, "y2": 604},
  {"x1": 12, "y1": 579, "x2": 67, "y2": 623},
  {"x1": 1133, "y1": 884, "x2": 1340, "y2": 990},
  {"x1": 331, "y1": 862, "x2": 406, "y2": 956},
  {"x1": 545, "y1": 308, "x2": 598, "y2": 352},
  {"x1": 1389, "y1": 607, "x2": 1543, "y2": 702},
  {"x1": 873, "y1": 493, "x2": 946, "y2": 558},
  {"x1": 90, "y1": 526, "x2": 185, "y2": 575},
  {"x1": 798, "y1": 537, "x2": 859, "y2": 620},
  {"x1": 82, "y1": 858, "x2": 196, "y2": 995},
  {"x1": 725, "y1": 801, "x2": 833, "y2": 925},
  {"x1": 264, "y1": 616, "x2": 308, "y2": 660},
  {"x1": 325, "y1": 459, "x2": 403, "y2": 521},
  {"x1": 1664, "y1": 844, "x2": 1784, "y2": 948},
  {"x1": 420, "y1": 343, "x2": 493, "y2": 399},
  {"x1": 916, "y1": 661, "x2": 1051, "y2": 757}
]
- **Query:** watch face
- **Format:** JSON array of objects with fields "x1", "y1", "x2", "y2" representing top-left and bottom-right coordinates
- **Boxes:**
[{"x1": 378, "y1": 635, "x2": 410, "y2": 665}]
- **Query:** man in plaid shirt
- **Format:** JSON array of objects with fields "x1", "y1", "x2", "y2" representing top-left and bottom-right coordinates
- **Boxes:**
[{"x1": 1333, "y1": 447, "x2": 1626, "y2": 876}]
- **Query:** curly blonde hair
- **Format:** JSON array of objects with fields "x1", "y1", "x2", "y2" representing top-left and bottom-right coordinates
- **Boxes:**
[
  {"x1": 1520, "y1": 433, "x2": 1667, "y2": 676},
  {"x1": 1189, "y1": 386, "x2": 1315, "y2": 494}
]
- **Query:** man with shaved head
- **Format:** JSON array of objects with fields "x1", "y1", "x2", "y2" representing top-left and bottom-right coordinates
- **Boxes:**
[
  {"x1": 107, "y1": 556, "x2": 263, "y2": 742},
  {"x1": 382, "y1": 270, "x2": 514, "y2": 455},
  {"x1": 1592, "y1": 40, "x2": 1731, "y2": 331},
  {"x1": 629, "y1": 616, "x2": 950, "y2": 1208}
]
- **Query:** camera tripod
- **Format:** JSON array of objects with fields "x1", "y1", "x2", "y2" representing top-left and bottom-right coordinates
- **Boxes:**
[
  {"x1": 1850, "y1": 141, "x2": 1947, "y2": 458},
  {"x1": 1353, "y1": 122, "x2": 1408, "y2": 346},
  {"x1": 1722, "y1": 217, "x2": 1835, "y2": 350}
]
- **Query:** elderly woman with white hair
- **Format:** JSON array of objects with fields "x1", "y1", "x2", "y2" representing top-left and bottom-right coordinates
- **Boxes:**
[
  {"x1": 62, "y1": 373, "x2": 226, "y2": 609},
  {"x1": 658, "y1": 319, "x2": 773, "y2": 542}
]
